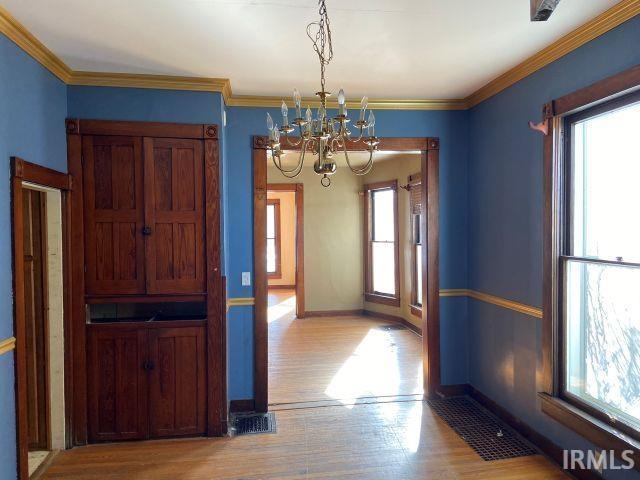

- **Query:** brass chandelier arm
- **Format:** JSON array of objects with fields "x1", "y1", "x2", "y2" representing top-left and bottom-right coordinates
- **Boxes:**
[{"x1": 342, "y1": 142, "x2": 375, "y2": 176}]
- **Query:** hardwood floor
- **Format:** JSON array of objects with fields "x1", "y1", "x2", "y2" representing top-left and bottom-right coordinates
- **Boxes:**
[
  {"x1": 39, "y1": 289, "x2": 568, "y2": 479},
  {"x1": 267, "y1": 289, "x2": 423, "y2": 406},
  {"x1": 41, "y1": 400, "x2": 568, "y2": 479}
]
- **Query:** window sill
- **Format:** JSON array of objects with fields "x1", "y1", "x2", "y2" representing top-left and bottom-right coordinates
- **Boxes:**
[
  {"x1": 539, "y1": 393, "x2": 640, "y2": 470},
  {"x1": 364, "y1": 293, "x2": 400, "y2": 307},
  {"x1": 410, "y1": 304, "x2": 422, "y2": 317}
]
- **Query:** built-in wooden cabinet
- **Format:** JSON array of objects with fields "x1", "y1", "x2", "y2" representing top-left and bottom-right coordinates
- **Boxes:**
[
  {"x1": 67, "y1": 119, "x2": 225, "y2": 446},
  {"x1": 88, "y1": 322, "x2": 206, "y2": 442},
  {"x1": 83, "y1": 135, "x2": 205, "y2": 296}
]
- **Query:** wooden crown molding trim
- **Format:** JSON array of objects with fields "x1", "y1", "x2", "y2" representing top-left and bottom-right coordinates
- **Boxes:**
[
  {"x1": 0, "y1": 337, "x2": 16, "y2": 356},
  {"x1": 1, "y1": 2, "x2": 638, "y2": 110},
  {"x1": 440, "y1": 289, "x2": 543, "y2": 319},
  {"x1": 68, "y1": 71, "x2": 232, "y2": 100},
  {"x1": 227, "y1": 297, "x2": 255, "y2": 308},
  {"x1": 227, "y1": 95, "x2": 468, "y2": 110},
  {"x1": 465, "y1": 0, "x2": 640, "y2": 108},
  {"x1": 0, "y1": 5, "x2": 72, "y2": 82}
]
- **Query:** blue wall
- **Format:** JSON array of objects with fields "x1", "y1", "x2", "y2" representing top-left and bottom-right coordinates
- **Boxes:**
[
  {"x1": 225, "y1": 106, "x2": 470, "y2": 398},
  {"x1": 0, "y1": 33, "x2": 67, "y2": 480},
  {"x1": 468, "y1": 15, "x2": 640, "y2": 480}
]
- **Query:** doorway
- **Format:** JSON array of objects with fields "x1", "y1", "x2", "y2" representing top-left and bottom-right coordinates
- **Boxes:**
[
  {"x1": 253, "y1": 137, "x2": 441, "y2": 412},
  {"x1": 11, "y1": 158, "x2": 71, "y2": 480}
]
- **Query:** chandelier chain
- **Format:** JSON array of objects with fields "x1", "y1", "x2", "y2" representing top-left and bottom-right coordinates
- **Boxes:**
[{"x1": 306, "y1": 0, "x2": 333, "y2": 93}]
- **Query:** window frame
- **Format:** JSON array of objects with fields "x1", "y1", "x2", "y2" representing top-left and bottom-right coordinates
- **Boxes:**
[
  {"x1": 266, "y1": 198, "x2": 282, "y2": 279},
  {"x1": 363, "y1": 179, "x2": 400, "y2": 307},
  {"x1": 408, "y1": 173, "x2": 423, "y2": 315},
  {"x1": 541, "y1": 65, "x2": 640, "y2": 464}
]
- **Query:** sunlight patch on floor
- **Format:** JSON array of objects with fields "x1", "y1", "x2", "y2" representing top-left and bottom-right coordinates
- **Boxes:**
[
  {"x1": 267, "y1": 292, "x2": 296, "y2": 324},
  {"x1": 324, "y1": 328, "x2": 401, "y2": 407}
]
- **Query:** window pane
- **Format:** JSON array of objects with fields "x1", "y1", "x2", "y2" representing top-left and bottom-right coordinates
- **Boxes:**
[
  {"x1": 571, "y1": 100, "x2": 640, "y2": 262},
  {"x1": 266, "y1": 204, "x2": 275, "y2": 239},
  {"x1": 565, "y1": 260, "x2": 640, "y2": 430},
  {"x1": 415, "y1": 244, "x2": 422, "y2": 306},
  {"x1": 266, "y1": 238, "x2": 276, "y2": 273},
  {"x1": 372, "y1": 242, "x2": 395, "y2": 295},
  {"x1": 373, "y1": 189, "x2": 395, "y2": 242}
]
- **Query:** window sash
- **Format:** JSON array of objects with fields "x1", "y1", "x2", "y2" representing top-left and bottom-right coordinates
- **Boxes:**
[
  {"x1": 558, "y1": 90, "x2": 640, "y2": 439},
  {"x1": 363, "y1": 181, "x2": 399, "y2": 303}
]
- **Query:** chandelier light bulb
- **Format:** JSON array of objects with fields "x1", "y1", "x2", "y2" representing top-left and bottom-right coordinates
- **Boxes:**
[
  {"x1": 368, "y1": 110, "x2": 376, "y2": 136},
  {"x1": 293, "y1": 88, "x2": 302, "y2": 117},
  {"x1": 281, "y1": 100, "x2": 289, "y2": 126},
  {"x1": 338, "y1": 89, "x2": 345, "y2": 105},
  {"x1": 360, "y1": 96, "x2": 368, "y2": 120},
  {"x1": 266, "y1": 112, "x2": 274, "y2": 131},
  {"x1": 305, "y1": 106, "x2": 312, "y2": 123}
]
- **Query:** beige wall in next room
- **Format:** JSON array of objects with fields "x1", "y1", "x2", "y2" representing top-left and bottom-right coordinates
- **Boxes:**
[{"x1": 268, "y1": 165, "x2": 363, "y2": 311}]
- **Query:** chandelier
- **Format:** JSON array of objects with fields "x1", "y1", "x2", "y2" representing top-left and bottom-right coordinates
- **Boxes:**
[{"x1": 266, "y1": 0, "x2": 379, "y2": 187}]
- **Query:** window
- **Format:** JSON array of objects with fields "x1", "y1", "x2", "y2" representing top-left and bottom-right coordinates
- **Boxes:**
[
  {"x1": 562, "y1": 93, "x2": 640, "y2": 434},
  {"x1": 364, "y1": 180, "x2": 399, "y2": 306},
  {"x1": 266, "y1": 198, "x2": 281, "y2": 278},
  {"x1": 408, "y1": 173, "x2": 423, "y2": 312}
]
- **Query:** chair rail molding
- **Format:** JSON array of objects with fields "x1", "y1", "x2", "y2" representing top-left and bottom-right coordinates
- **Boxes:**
[
  {"x1": 440, "y1": 289, "x2": 542, "y2": 319},
  {"x1": 0, "y1": 337, "x2": 16, "y2": 355}
]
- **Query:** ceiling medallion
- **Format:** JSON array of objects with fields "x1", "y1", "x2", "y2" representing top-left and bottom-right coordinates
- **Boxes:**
[{"x1": 266, "y1": 0, "x2": 378, "y2": 187}]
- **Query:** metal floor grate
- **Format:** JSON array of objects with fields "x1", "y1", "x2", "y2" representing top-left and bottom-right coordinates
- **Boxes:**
[
  {"x1": 428, "y1": 397, "x2": 537, "y2": 461},
  {"x1": 233, "y1": 412, "x2": 277, "y2": 436}
]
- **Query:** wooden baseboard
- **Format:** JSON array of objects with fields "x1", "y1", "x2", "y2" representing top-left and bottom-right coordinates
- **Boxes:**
[
  {"x1": 268, "y1": 284, "x2": 296, "y2": 290},
  {"x1": 437, "y1": 384, "x2": 471, "y2": 397},
  {"x1": 362, "y1": 310, "x2": 422, "y2": 336},
  {"x1": 304, "y1": 309, "x2": 364, "y2": 318},
  {"x1": 468, "y1": 386, "x2": 601, "y2": 480},
  {"x1": 229, "y1": 399, "x2": 256, "y2": 413}
]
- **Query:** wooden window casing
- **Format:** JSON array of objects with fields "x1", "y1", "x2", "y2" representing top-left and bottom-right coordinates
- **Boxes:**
[
  {"x1": 363, "y1": 180, "x2": 400, "y2": 307},
  {"x1": 266, "y1": 198, "x2": 282, "y2": 279}
]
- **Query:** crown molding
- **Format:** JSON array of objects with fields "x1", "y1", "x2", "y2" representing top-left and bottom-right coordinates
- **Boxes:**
[
  {"x1": 0, "y1": 5, "x2": 72, "y2": 82},
  {"x1": 0, "y1": 336, "x2": 16, "y2": 356},
  {"x1": 1, "y1": 2, "x2": 638, "y2": 110},
  {"x1": 465, "y1": 0, "x2": 640, "y2": 108},
  {"x1": 69, "y1": 71, "x2": 232, "y2": 100},
  {"x1": 226, "y1": 95, "x2": 468, "y2": 110}
]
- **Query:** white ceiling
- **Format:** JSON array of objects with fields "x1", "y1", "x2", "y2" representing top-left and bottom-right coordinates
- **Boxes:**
[{"x1": 3, "y1": 0, "x2": 620, "y2": 98}]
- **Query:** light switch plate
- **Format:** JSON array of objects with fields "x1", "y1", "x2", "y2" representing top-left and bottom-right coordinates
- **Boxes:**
[{"x1": 241, "y1": 272, "x2": 251, "y2": 286}]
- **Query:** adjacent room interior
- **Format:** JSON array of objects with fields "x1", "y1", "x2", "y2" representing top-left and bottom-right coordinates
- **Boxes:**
[{"x1": 265, "y1": 152, "x2": 425, "y2": 408}]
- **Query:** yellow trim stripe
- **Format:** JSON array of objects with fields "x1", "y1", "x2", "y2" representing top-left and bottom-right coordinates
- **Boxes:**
[
  {"x1": 2, "y1": 3, "x2": 639, "y2": 110},
  {"x1": 0, "y1": 337, "x2": 16, "y2": 355},
  {"x1": 440, "y1": 289, "x2": 542, "y2": 319},
  {"x1": 227, "y1": 297, "x2": 255, "y2": 308}
]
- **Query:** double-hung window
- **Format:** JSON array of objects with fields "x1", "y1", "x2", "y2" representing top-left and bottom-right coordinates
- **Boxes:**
[
  {"x1": 543, "y1": 70, "x2": 640, "y2": 456},
  {"x1": 364, "y1": 180, "x2": 400, "y2": 306},
  {"x1": 266, "y1": 198, "x2": 281, "y2": 278},
  {"x1": 562, "y1": 92, "x2": 640, "y2": 434}
]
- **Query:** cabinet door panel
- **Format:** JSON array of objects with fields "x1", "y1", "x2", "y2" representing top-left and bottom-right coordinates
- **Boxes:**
[
  {"x1": 148, "y1": 327, "x2": 206, "y2": 437},
  {"x1": 87, "y1": 327, "x2": 148, "y2": 442},
  {"x1": 144, "y1": 138, "x2": 205, "y2": 293},
  {"x1": 83, "y1": 136, "x2": 145, "y2": 295}
]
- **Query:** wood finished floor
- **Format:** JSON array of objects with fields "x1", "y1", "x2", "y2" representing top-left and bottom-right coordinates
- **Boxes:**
[
  {"x1": 42, "y1": 401, "x2": 568, "y2": 479},
  {"x1": 268, "y1": 289, "x2": 423, "y2": 406},
  {"x1": 40, "y1": 289, "x2": 568, "y2": 479}
]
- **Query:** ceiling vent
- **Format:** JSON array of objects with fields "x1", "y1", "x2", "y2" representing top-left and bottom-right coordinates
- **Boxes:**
[{"x1": 530, "y1": 0, "x2": 562, "y2": 21}]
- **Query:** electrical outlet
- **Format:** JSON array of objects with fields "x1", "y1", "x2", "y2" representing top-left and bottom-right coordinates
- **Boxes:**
[{"x1": 241, "y1": 272, "x2": 251, "y2": 286}]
